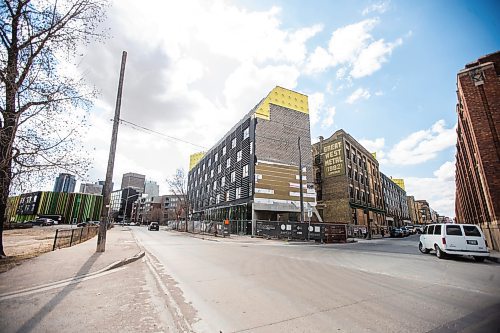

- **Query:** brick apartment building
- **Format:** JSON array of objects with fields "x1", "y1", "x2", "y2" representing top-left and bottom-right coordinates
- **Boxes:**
[
  {"x1": 312, "y1": 130, "x2": 386, "y2": 233},
  {"x1": 381, "y1": 173, "x2": 410, "y2": 227},
  {"x1": 455, "y1": 51, "x2": 500, "y2": 250},
  {"x1": 187, "y1": 87, "x2": 317, "y2": 235}
]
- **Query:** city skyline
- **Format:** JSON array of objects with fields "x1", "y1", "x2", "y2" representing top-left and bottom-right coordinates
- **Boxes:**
[{"x1": 36, "y1": 0, "x2": 499, "y2": 217}]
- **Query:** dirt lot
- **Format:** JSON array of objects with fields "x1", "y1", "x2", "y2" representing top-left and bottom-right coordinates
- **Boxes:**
[{"x1": 0, "y1": 226, "x2": 57, "y2": 273}]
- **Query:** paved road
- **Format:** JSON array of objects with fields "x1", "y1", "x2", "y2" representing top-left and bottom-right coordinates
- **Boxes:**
[{"x1": 133, "y1": 228, "x2": 500, "y2": 333}]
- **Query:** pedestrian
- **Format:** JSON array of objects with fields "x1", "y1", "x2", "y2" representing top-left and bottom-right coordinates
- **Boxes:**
[{"x1": 381, "y1": 228, "x2": 385, "y2": 238}]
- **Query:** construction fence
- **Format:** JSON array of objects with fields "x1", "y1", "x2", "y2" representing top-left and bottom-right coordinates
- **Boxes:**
[{"x1": 168, "y1": 220, "x2": 347, "y2": 243}]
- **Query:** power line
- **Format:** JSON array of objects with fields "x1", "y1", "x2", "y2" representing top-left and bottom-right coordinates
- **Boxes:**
[{"x1": 117, "y1": 118, "x2": 208, "y2": 150}]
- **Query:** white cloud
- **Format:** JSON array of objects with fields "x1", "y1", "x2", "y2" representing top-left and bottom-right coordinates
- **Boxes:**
[
  {"x1": 308, "y1": 92, "x2": 325, "y2": 126},
  {"x1": 386, "y1": 120, "x2": 457, "y2": 165},
  {"x1": 359, "y1": 137, "x2": 385, "y2": 155},
  {"x1": 406, "y1": 161, "x2": 456, "y2": 217},
  {"x1": 350, "y1": 38, "x2": 402, "y2": 78},
  {"x1": 346, "y1": 88, "x2": 371, "y2": 104},
  {"x1": 304, "y1": 46, "x2": 333, "y2": 74},
  {"x1": 362, "y1": 1, "x2": 391, "y2": 16},
  {"x1": 375, "y1": 90, "x2": 384, "y2": 96},
  {"x1": 321, "y1": 106, "x2": 336, "y2": 128}
]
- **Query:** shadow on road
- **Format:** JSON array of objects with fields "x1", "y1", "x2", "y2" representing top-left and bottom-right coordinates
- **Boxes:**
[{"x1": 16, "y1": 252, "x2": 102, "y2": 333}]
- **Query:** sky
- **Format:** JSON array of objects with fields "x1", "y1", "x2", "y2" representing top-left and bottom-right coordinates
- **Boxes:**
[{"x1": 56, "y1": 0, "x2": 499, "y2": 218}]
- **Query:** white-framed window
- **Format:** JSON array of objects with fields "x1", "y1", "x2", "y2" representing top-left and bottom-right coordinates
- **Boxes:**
[
  {"x1": 236, "y1": 187, "x2": 241, "y2": 199},
  {"x1": 204, "y1": 174, "x2": 207, "y2": 181},
  {"x1": 211, "y1": 170, "x2": 214, "y2": 177},
  {"x1": 221, "y1": 177, "x2": 225, "y2": 187},
  {"x1": 242, "y1": 164, "x2": 249, "y2": 178},
  {"x1": 217, "y1": 164, "x2": 221, "y2": 173},
  {"x1": 216, "y1": 194, "x2": 221, "y2": 204},
  {"x1": 231, "y1": 171, "x2": 236, "y2": 183},
  {"x1": 243, "y1": 127, "x2": 249, "y2": 140},
  {"x1": 237, "y1": 150, "x2": 242, "y2": 162},
  {"x1": 208, "y1": 158, "x2": 211, "y2": 167},
  {"x1": 213, "y1": 181, "x2": 217, "y2": 190},
  {"x1": 226, "y1": 158, "x2": 231, "y2": 168},
  {"x1": 222, "y1": 146, "x2": 226, "y2": 155},
  {"x1": 226, "y1": 191, "x2": 230, "y2": 201},
  {"x1": 231, "y1": 137, "x2": 236, "y2": 148},
  {"x1": 214, "y1": 152, "x2": 218, "y2": 162}
]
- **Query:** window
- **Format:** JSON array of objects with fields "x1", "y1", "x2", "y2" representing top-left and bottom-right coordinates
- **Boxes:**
[
  {"x1": 346, "y1": 147, "x2": 350, "y2": 159},
  {"x1": 211, "y1": 170, "x2": 214, "y2": 177},
  {"x1": 463, "y1": 225, "x2": 481, "y2": 237},
  {"x1": 242, "y1": 164, "x2": 249, "y2": 177},
  {"x1": 349, "y1": 186, "x2": 354, "y2": 198},
  {"x1": 231, "y1": 171, "x2": 236, "y2": 183},
  {"x1": 204, "y1": 174, "x2": 207, "y2": 181},
  {"x1": 427, "y1": 225, "x2": 434, "y2": 234},
  {"x1": 208, "y1": 158, "x2": 211, "y2": 167},
  {"x1": 354, "y1": 170, "x2": 358, "y2": 181},
  {"x1": 356, "y1": 189, "x2": 360, "y2": 200},
  {"x1": 237, "y1": 150, "x2": 242, "y2": 162},
  {"x1": 215, "y1": 153, "x2": 218, "y2": 162},
  {"x1": 218, "y1": 164, "x2": 221, "y2": 173},
  {"x1": 348, "y1": 167, "x2": 352, "y2": 178},
  {"x1": 236, "y1": 187, "x2": 241, "y2": 199},
  {"x1": 434, "y1": 225, "x2": 441, "y2": 235},
  {"x1": 226, "y1": 158, "x2": 231, "y2": 168},
  {"x1": 243, "y1": 127, "x2": 249, "y2": 140},
  {"x1": 213, "y1": 181, "x2": 217, "y2": 190},
  {"x1": 231, "y1": 137, "x2": 236, "y2": 148},
  {"x1": 221, "y1": 177, "x2": 225, "y2": 187},
  {"x1": 222, "y1": 146, "x2": 226, "y2": 155},
  {"x1": 226, "y1": 191, "x2": 230, "y2": 201}
]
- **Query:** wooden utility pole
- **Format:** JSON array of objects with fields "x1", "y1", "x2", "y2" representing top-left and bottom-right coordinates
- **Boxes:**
[{"x1": 97, "y1": 51, "x2": 127, "y2": 252}]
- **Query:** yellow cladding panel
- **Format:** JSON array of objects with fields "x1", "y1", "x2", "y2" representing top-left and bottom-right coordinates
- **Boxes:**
[
  {"x1": 255, "y1": 86, "x2": 309, "y2": 120},
  {"x1": 372, "y1": 152, "x2": 377, "y2": 160},
  {"x1": 392, "y1": 178, "x2": 406, "y2": 191},
  {"x1": 189, "y1": 152, "x2": 205, "y2": 171}
]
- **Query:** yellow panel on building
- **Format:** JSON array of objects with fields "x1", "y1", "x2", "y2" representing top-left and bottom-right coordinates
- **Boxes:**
[
  {"x1": 189, "y1": 152, "x2": 205, "y2": 171},
  {"x1": 391, "y1": 178, "x2": 406, "y2": 191},
  {"x1": 255, "y1": 86, "x2": 309, "y2": 120}
]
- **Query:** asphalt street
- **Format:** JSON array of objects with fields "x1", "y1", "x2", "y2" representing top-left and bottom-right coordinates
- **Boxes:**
[{"x1": 133, "y1": 227, "x2": 500, "y2": 333}]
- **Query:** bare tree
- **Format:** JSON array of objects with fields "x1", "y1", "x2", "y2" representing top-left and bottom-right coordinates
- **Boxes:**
[
  {"x1": 166, "y1": 168, "x2": 190, "y2": 232},
  {"x1": 0, "y1": 0, "x2": 108, "y2": 257}
]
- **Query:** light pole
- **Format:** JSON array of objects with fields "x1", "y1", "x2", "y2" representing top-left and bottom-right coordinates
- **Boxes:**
[{"x1": 298, "y1": 136, "x2": 304, "y2": 223}]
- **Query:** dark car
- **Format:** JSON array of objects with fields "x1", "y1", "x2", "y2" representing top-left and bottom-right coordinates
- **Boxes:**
[
  {"x1": 34, "y1": 218, "x2": 55, "y2": 226},
  {"x1": 148, "y1": 222, "x2": 159, "y2": 231},
  {"x1": 390, "y1": 228, "x2": 403, "y2": 238},
  {"x1": 77, "y1": 222, "x2": 89, "y2": 227}
]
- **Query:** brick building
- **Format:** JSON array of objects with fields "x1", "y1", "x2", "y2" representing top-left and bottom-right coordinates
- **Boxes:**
[
  {"x1": 381, "y1": 173, "x2": 410, "y2": 227},
  {"x1": 312, "y1": 130, "x2": 385, "y2": 233},
  {"x1": 187, "y1": 87, "x2": 317, "y2": 235},
  {"x1": 406, "y1": 195, "x2": 421, "y2": 225},
  {"x1": 415, "y1": 200, "x2": 432, "y2": 224},
  {"x1": 455, "y1": 51, "x2": 500, "y2": 250}
]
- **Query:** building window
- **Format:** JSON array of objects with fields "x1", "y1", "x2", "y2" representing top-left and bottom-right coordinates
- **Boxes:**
[
  {"x1": 346, "y1": 147, "x2": 350, "y2": 159},
  {"x1": 354, "y1": 170, "x2": 358, "y2": 181},
  {"x1": 243, "y1": 127, "x2": 249, "y2": 140},
  {"x1": 231, "y1": 171, "x2": 236, "y2": 183},
  {"x1": 348, "y1": 167, "x2": 352, "y2": 178},
  {"x1": 236, "y1": 187, "x2": 241, "y2": 199},
  {"x1": 231, "y1": 137, "x2": 236, "y2": 148},
  {"x1": 242, "y1": 164, "x2": 249, "y2": 178},
  {"x1": 204, "y1": 174, "x2": 207, "y2": 181},
  {"x1": 215, "y1": 152, "x2": 218, "y2": 162},
  {"x1": 356, "y1": 189, "x2": 360, "y2": 200},
  {"x1": 221, "y1": 177, "x2": 225, "y2": 187},
  {"x1": 237, "y1": 150, "x2": 242, "y2": 162},
  {"x1": 349, "y1": 186, "x2": 354, "y2": 199},
  {"x1": 226, "y1": 191, "x2": 230, "y2": 201},
  {"x1": 211, "y1": 169, "x2": 214, "y2": 177},
  {"x1": 222, "y1": 146, "x2": 226, "y2": 155},
  {"x1": 226, "y1": 158, "x2": 231, "y2": 168},
  {"x1": 218, "y1": 164, "x2": 221, "y2": 174},
  {"x1": 213, "y1": 181, "x2": 217, "y2": 190}
]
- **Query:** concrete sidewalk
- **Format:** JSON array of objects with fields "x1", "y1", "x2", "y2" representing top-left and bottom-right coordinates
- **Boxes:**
[{"x1": 0, "y1": 226, "x2": 142, "y2": 294}]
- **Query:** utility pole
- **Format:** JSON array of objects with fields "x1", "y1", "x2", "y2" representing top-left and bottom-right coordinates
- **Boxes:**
[
  {"x1": 298, "y1": 136, "x2": 304, "y2": 223},
  {"x1": 97, "y1": 51, "x2": 127, "y2": 253}
]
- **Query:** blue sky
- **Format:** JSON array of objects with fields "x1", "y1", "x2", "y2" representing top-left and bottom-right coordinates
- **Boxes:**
[{"x1": 72, "y1": 0, "x2": 499, "y2": 217}]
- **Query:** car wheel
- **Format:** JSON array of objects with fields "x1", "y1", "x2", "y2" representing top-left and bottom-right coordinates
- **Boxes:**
[
  {"x1": 419, "y1": 242, "x2": 430, "y2": 254},
  {"x1": 473, "y1": 256, "x2": 485, "y2": 263},
  {"x1": 435, "y1": 245, "x2": 446, "y2": 259}
]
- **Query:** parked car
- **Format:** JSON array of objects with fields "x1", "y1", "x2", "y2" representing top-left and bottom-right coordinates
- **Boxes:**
[
  {"x1": 148, "y1": 222, "x2": 159, "y2": 231},
  {"x1": 390, "y1": 228, "x2": 403, "y2": 238},
  {"x1": 400, "y1": 227, "x2": 410, "y2": 237},
  {"x1": 414, "y1": 225, "x2": 424, "y2": 234},
  {"x1": 404, "y1": 226, "x2": 414, "y2": 234},
  {"x1": 77, "y1": 222, "x2": 89, "y2": 227},
  {"x1": 35, "y1": 218, "x2": 55, "y2": 226},
  {"x1": 419, "y1": 224, "x2": 489, "y2": 262}
]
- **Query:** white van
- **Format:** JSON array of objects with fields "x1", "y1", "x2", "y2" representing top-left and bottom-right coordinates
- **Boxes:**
[{"x1": 419, "y1": 224, "x2": 489, "y2": 262}]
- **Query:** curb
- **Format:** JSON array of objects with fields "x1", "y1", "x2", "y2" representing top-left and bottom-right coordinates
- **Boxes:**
[
  {"x1": 486, "y1": 256, "x2": 500, "y2": 263},
  {"x1": 0, "y1": 251, "x2": 145, "y2": 299}
]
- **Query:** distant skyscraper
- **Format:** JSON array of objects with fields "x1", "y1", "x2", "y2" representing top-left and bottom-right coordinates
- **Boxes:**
[
  {"x1": 79, "y1": 182, "x2": 103, "y2": 195},
  {"x1": 144, "y1": 180, "x2": 159, "y2": 198},
  {"x1": 455, "y1": 51, "x2": 500, "y2": 251},
  {"x1": 121, "y1": 172, "x2": 145, "y2": 192},
  {"x1": 53, "y1": 173, "x2": 76, "y2": 193}
]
